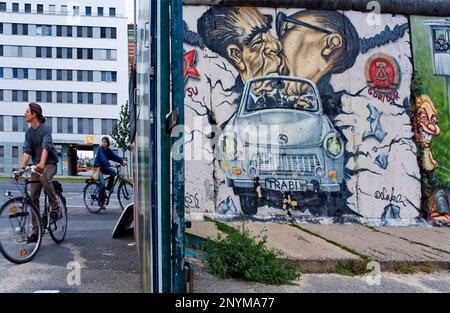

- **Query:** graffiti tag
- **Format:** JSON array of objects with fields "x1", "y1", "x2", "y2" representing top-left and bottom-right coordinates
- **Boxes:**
[
  {"x1": 185, "y1": 192, "x2": 200, "y2": 209},
  {"x1": 185, "y1": 86, "x2": 199, "y2": 97},
  {"x1": 374, "y1": 187, "x2": 407, "y2": 206}
]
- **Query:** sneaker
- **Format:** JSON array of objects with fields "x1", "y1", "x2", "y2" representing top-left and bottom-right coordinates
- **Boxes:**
[
  {"x1": 98, "y1": 203, "x2": 106, "y2": 210},
  {"x1": 27, "y1": 233, "x2": 38, "y2": 243}
]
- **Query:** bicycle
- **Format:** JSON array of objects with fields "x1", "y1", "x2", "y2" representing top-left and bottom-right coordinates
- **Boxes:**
[
  {"x1": 0, "y1": 166, "x2": 68, "y2": 264},
  {"x1": 83, "y1": 163, "x2": 134, "y2": 214}
]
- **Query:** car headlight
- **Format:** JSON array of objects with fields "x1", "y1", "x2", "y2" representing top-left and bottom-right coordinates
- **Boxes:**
[{"x1": 324, "y1": 133, "x2": 343, "y2": 159}]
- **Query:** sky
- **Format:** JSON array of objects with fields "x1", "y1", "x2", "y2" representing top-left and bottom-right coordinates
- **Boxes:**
[{"x1": 125, "y1": 0, "x2": 134, "y2": 23}]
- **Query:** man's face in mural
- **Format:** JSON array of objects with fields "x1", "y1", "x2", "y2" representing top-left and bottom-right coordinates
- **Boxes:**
[
  {"x1": 276, "y1": 11, "x2": 343, "y2": 93},
  {"x1": 226, "y1": 8, "x2": 284, "y2": 94},
  {"x1": 414, "y1": 95, "x2": 440, "y2": 148}
]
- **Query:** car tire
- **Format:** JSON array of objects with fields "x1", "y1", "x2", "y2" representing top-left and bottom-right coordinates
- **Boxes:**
[{"x1": 239, "y1": 195, "x2": 258, "y2": 215}]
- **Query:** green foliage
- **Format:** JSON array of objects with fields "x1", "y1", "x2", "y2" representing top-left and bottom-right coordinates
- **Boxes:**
[
  {"x1": 410, "y1": 16, "x2": 450, "y2": 188},
  {"x1": 418, "y1": 261, "x2": 434, "y2": 274},
  {"x1": 110, "y1": 101, "x2": 133, "y2": 155},
  {"x1": 335, "y1": 260, "x2": 370, "y2": 277},
  {"x1": 204, "y1": 222, "x2": 299, "y2": 285},
  {"x1": 395, "y1": 263, "x2": 416, "y2": 274}
]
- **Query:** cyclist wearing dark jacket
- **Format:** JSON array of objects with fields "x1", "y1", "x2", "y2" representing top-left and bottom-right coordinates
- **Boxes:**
[{"x1": 94, "y1": 137, "x2": 127, "y2": 209}]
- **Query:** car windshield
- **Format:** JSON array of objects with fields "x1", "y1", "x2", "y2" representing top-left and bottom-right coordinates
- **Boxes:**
[{"x1": 245, "y1": 78, "x2": 319, "y2": 112}]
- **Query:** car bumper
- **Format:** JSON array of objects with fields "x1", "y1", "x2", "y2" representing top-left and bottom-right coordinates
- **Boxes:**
[{"x1": 229, "y1": 178, "x2": 341, "y2": 193}]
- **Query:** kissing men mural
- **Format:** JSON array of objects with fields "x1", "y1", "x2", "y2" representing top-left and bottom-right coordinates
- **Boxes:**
[
  {"x1": 183, "y1": 6, "x2": 423, "y2": 225},
  {"x1": 410, "y1": 16, "x2": 450, "y2": 225}
]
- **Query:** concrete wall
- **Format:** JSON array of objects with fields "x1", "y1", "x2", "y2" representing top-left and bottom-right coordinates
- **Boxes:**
[{"x1": 181, "y1": 5, "x2": 450, "y2": 226}]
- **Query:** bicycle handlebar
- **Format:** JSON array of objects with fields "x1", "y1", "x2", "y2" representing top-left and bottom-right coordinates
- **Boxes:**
[{"x1": 13, "y1": 165, "x2": 42, "y2": 178}]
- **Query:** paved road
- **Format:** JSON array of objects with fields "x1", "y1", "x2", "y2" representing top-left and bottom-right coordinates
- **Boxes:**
[
  {"x1": 191, "y1": 258, "x2": 450, "y2": 293},
  {"x1": 0, "y1": 181, "x2": 142, "y2": 293}
]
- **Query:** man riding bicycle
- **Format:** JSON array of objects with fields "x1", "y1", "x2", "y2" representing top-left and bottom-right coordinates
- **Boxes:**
[
  {"x1": 94, "y1": 137, "x2": 128, "y2": 210},
  {"x1": 19, "y1": 103, "x2": 60, "y2": 243}
]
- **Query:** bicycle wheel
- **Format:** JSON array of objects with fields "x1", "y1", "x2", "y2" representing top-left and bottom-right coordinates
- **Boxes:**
[
  {"x1": 118, "y1": 181, "x2": 134, "y2": 211},
  {"x1": 0, "y1": 197, "x2": 43, "y2": 264},
  {"x1": 83, "y1": 181, "x2": 102, "y2": 214},
  {"x1": 47, "y1": 193, "x2": 68, "y2": 243}
]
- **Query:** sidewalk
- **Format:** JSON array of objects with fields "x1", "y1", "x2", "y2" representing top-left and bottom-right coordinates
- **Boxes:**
[{"x1": 186, "y1": 220, "x2": 450, "y2": 274}]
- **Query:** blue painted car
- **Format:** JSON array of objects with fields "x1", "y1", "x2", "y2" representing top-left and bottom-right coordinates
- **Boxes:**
[{"x1": 220, "y1": 76, "x2": 345, "y2": 215}]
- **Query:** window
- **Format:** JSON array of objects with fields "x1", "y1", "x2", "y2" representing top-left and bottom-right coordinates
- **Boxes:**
[
  {"x1": 57, "y1": 117, "x2": 62, "y2": 133},
  {"x1": 88, "y1": 71, "x2": 93, "y2": 81},
  {"x1": 111, "y1": 72, "x2": 117, "y2": 82},
  {"x1": 12, "y1": 116, "x2": 19, "y2": 131},
  {"x1": 73, "y1": 6, "x2": 79, "y2": 15},
  {"x1": 97, "y1": 7, "x2": 103, "y2": 16},
  {"x1": 77, "y1": 26, "x2": 83, "y2": 37},
  {"x1": 111, "y1": 28, "x2": 117, "y2": 39},
  {"x1": 87, "y1": 27, "x2": 93, "y2": 38},
  {"x1": 24, "y1": 3, "x2": 31, "y2": 13},
  {"x1": 46, "y1": 117, "x2": 52, "y2": 130},
  {"x1": 77, "y1": 70, "x2": 83, "y2": 81},
  {"x1": 100, "y1": 27, "x2": 106, "y2": 38},
  {"x1": 36, "y1": 47, "x2": 41, "y2": 58},
  {"x1": 49, "y1": 5, "x2": 55, "y2": 14},
  {"x1": 12, "y1": 23, "x2": 18, "y2": 35},
  {"x1": 0, "y1": 90, "x2": 3, "y2": 101},
  {"x1": 61, "y1": 5, "x2": 67, "y2": 14},
  {"x1": 101, "y1": 93, "x2": 107, "y2": 104},
  {"x1": 0, "y1": 116, "x2": 3, "y2": 131},
  {"x1": 67, "y1": 48, "x2": 72, "y2": 59},
  {"x1": 57, "y1": 91, "x2": 62, "y2": 103},
  {"x1": 23, "y1": 68, "x2": 28, "y2": 79},
  {"x1": 12, "y1": 146, "x2": 19, "y2": 158},
  {"x1": 77, "y1": 48, "x2": 83, "y2": 59},
  {"x1": 13, "y1": 68, "x2": 18, "y2": 78},
  {"x1": 101, "y1": 71, "x2": 107, "y2": 82},
  {"x1": 12, "y1": 3, "x2": 19, "y2": 12},
  {"x1": 0, "y1": 146, "x2": 3, "y2": 157},
  {"x1": 0, "y1": 2, "x2": 6, "y2": 12},
  {"x1": 0, "y1": 23, "x2": 3, "y2": 34},
  {"x1": 57, "y1": 70, "x2": 62, "y2": 80},
  {"x1": 46, "y1": 47, "x2": 52, "y2": 58},
  {"x1": 57, "y1": 47, "x2": 62, "y2": 58},
  {"x1": 67, "y1": 70, "x2": 72, "y2": 81},
  {"x1": 88, "y1": 49, "x2": 93, "y2": 59},
  {"x1": 88, "y1": 93, "x2": 93, "y2": 104},
  {"x1": 57, "y1": 25, "x2": 62, "y2": 36},
  {"x1": 36, "y1": 91, "x2": 42, "y2": 102},
  {"x1": 0, "y1": 67, "x2": 3, "y2": 78},
  {"x1": 67, "y1": 26, "x2": 72, "y2": 37},
  {"x1": 85, "y1": 6, "x2": 91, "y2": 16},
  {"x1": 46, "y1": 69, "x2": 52, "y2": 80},
  {"x1": 46, "y1": 25, "x2": 51, "y2": 36},
  {"x1": 46, "y1": 91, "x2": 52, "y2": 102},
  {"x1": 23, "y1": 24, "x2": 28, "y2": 35},
  {"x1": 109, "y1": 8, "x2": 116, "y2": 16},
  {"x1": 37, "y1": 4, "x2": 43, "y2": 13}
]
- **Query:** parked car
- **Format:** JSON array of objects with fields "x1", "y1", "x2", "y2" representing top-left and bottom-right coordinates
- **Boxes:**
[{"x1": 219, "y1": 76, "x2": 345, "y2": 215}]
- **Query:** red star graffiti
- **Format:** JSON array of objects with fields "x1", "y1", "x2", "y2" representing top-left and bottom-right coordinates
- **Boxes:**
[{"x1": 183, "y1": 50, "x2": 200, "y2": 81}]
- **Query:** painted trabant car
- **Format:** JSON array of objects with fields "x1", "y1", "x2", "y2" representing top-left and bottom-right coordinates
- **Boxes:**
[{"x1": 219, "y1": 76, "x2": 345, "y2": 215}]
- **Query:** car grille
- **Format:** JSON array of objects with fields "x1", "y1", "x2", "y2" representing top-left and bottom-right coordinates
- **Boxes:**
[{"x1": 257, "y1": 154, "x2": 321, "y2": 174}]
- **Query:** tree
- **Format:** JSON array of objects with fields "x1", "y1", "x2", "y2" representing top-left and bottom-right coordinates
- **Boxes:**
[{"x1": 110, "y1": 101, "x2": 133, "y2": 157}]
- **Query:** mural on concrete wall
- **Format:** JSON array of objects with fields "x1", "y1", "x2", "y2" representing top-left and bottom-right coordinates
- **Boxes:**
[
  {"x1": 410, "y1": 16, "x2": 450, "y2": 226},
  {"x1": 182, "y1": 6, "x2": 422, "y2": 224}
]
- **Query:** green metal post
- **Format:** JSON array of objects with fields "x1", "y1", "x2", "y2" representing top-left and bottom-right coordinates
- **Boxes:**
[{"x1": 170, "y1": 0, "x2": 186, "y2": 293}]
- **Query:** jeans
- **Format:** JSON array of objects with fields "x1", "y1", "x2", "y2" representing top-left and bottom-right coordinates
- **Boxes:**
[{"x1": 98, "y1": 167, "x2": 118, "y2": 205}]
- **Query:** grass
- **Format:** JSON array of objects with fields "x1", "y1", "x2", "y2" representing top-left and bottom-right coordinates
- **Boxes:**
[
  {"x1": 203, "y1": 218, "x2": 300, "y2": 285},
  {"x1": 418, "y1": 262, "x2": 435, "y2": 274},
  {"x1": 395, "y1": 263, "x2": 417, "y2": 274}
]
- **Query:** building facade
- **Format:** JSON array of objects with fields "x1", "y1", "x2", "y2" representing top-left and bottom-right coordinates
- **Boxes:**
[{"x1": 0, "y1": 0, "x2": 128, "y2": 175}]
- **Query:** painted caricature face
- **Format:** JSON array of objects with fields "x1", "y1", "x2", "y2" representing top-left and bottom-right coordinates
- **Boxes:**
[
  {"x1": 226, "y1": 8, "x2": 283, "y2": 93},
  {"x1": 277, "y1": 12, "x2": 343, "y2": 86},
  {"x1": 414, "y1": 96, "x2": 440, "y2": 148}
]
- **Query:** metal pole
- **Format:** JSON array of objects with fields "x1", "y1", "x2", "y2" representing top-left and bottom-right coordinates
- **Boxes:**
[
  {"x1": 158, "y1": 0, "x2": 172, "y2": 293},
  {"x1": 170, "y1": 0, "x2": 186, "y2": 293}
]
